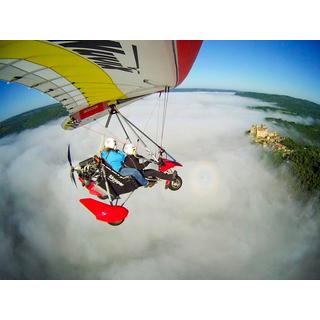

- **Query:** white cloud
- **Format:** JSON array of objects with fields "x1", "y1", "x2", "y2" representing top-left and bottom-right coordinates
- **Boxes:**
[{"x1": 0, "y1": 92, "x2": 318, "y2": 279}]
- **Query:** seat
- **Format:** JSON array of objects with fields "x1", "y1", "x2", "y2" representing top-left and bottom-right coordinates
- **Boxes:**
[{"x1": 102, "y1": 164, "x2": 140, "y2": 196}]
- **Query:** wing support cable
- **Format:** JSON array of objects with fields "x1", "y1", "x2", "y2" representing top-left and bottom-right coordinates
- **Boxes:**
[
  {"x1": 104, "y1": 104, "x2": 177, "y2": 162},
  {"x1": 117, "y1": 109, "x2": 177, "y2": 162},
  {"x1": 121, "y1": 191, "x2": 135, "y2": 207},
  {"x1": 160, "y1": 86, "x2": 170, "y2": 147},
  {"x1": 115, "y1": 112, "x2": 131, "y2": 143},
  {"x1": 101, "y1": 166, "x2": 114, "y2": 206},
  {"x1": 105, "y1": 105, "x2": 132, "y2": 143}
]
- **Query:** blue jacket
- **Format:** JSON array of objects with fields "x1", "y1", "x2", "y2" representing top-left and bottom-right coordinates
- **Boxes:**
[{"x1": 101, "y1": 149, "x2": 125, "y2": 172}]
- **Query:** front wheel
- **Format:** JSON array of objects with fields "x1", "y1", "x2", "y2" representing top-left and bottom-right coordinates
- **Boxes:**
[
  {"x1": 108, "y1": 219, "x2": 125, "y2": 226},
  {"x1": 168, "y1": 175, "x2": 182, "y2": 191}
]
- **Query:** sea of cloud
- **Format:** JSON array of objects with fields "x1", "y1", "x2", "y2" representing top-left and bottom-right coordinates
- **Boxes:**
[{"x1": 0, "y1": 92, "x2": 319, "y2": 279}]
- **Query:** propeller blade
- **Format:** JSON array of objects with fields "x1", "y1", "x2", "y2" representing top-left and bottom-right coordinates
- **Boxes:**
[
  {"x1": 67, "y1": 144, "x2": 77, "y2": 188},
  {"x1": 70, "y1": 168, "x2": 77, "y2": 188},
  {"x1": 67, "y1": 144, "x2": 73, "y2": 167}
]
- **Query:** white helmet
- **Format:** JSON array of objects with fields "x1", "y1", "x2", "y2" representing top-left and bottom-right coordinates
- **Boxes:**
[
  {"x1": 104, "y1": 137, "x2": 117, "y2": 149},
  {"x1": 124, "y1": 143, "x2": 136, "y2": 155}
]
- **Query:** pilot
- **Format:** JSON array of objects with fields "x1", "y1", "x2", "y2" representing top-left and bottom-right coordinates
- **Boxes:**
[{"x1": 101, "y1": 137, "x2": 125, "y2": 172}]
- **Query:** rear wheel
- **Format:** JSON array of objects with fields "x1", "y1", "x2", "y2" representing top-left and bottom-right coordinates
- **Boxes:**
[
  {"x1": 108, "y1": 219, "x2": 125, "y2": 226},
  {"x1": 98, "y1": 193, "x2": 119, "y2": 201},
  {"x1": 168, "y1": 175, "x2": 182, "y2": 191}
]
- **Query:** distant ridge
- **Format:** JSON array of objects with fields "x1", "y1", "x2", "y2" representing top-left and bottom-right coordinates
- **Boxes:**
[
  {"x1": 1, "y1": 90, "x2": 320, "y2": 139},
  {"x1": 0, "y1": 103, "x2": 67, "y2": 138},
  {"x1": 172, "y1": 88, "x2": 236, "y2": 93},
  {"x1": 236, "y1": 91, "x2": 320, "y2": 119}
]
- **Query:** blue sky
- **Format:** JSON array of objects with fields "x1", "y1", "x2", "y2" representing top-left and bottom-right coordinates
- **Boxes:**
[
  {"x1": 182, "y1": 40, "x2": 320, "y2": 102},
  {"x1": 0, "y1": 81, "x2": 57, "y2": 121},
  {"x1": 1, "y1": 40, "x2": 320, "y2": 121}
]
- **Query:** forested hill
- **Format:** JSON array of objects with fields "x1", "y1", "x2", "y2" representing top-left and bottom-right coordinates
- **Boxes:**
[
  {"x1": 0, "y1": 103, "x2": 67, "y2": 138},
  {"x1": 240, "y1": 91, "x2": 320, "y2": 195},
  {"x1": 236, "y1": 91, "x2": 320, "y2": 119}
]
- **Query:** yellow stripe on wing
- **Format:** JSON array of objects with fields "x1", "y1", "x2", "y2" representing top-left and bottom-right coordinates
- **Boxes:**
[{"x1": 0, "y1": 40, "x2": 127, "y2": 106}]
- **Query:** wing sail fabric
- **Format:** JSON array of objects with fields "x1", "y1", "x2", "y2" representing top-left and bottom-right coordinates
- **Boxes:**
[{"x1": 0, "y1": 40, "x2": 202, "y2": 129}]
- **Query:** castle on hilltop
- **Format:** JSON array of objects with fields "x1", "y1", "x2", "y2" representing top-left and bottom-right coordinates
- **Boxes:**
[{"x1": 248, "y1": 124, "x2": 292, "y2": 156}]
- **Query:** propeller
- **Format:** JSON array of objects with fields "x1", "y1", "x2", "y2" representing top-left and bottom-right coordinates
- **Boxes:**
[{"x1": 67, "y1": 144, "x2": 77, "y2": 188}]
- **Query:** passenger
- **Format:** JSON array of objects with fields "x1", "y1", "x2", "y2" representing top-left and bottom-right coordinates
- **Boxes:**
[{"x1": 122, "y1": 143, "x2": 177, "y2": 182}]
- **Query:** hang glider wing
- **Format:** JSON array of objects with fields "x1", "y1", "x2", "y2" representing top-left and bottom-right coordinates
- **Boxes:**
[{"x1": 0, "y1": 40, "x2": 202, "y2": 129}]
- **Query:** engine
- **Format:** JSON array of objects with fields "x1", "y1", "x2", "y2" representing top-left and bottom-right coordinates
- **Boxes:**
[{"x1": 77, "y1": 156, "x2": 102, "y2": 185}]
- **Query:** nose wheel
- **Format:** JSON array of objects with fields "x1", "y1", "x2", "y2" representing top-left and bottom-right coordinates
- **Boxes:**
[{"x1": 108, "y1": 219, "x2": 125, "y2": 226}]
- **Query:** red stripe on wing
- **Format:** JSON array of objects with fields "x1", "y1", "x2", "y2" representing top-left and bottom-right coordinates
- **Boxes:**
[{"x1": 175, "y1": 40, "x2": 202, "y2": 86}]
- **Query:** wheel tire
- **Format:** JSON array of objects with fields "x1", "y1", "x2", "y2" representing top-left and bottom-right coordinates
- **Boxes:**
[
  {"x1": 108, "y1": 219, "x2": 125, "y2": 226},
  {"x1": 168, "y1": 175, "x2": 182, "y2": 191},
  {"x1": 98, "y1": 193, "x2": 119, "y2": 201}
]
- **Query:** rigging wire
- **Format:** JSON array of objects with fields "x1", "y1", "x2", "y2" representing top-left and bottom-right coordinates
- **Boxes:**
[
  {"x1": 117, "y1": 112, "x2": 148, "y2": 148},
  {"x1": 117, "y1": 112, "x2": 158, "y2": 162},
  {"x1": 142, "y1": 99, "x2": 158, "y2": 140},
  {"x1": 156, "y1": 91, "x2": 162, "y2": 153},
  {"x1": 78, "y1": 87, "x2": 172, "y2": 160},
  {"x1": 136, "y1": 99, "x2": 156, "y2": 153},
  {"x1": 80, "y1": 124, "x2": 105, "y2": 137},
  {"x1": 160, "y1": 86, "x2": 170, "y2": 147},
  {"x1": 85, "y1": 119, "x2": 128, "y2": 147},
  {"x1": 117, "y1": 109, "x2": 176, "y2": 162},
  {"x1": 121, "y1": 191, "x2": 135, "y2": 207},
  {"x1": 115, "y1": 112, "x2": 131, "y2": 143}
]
